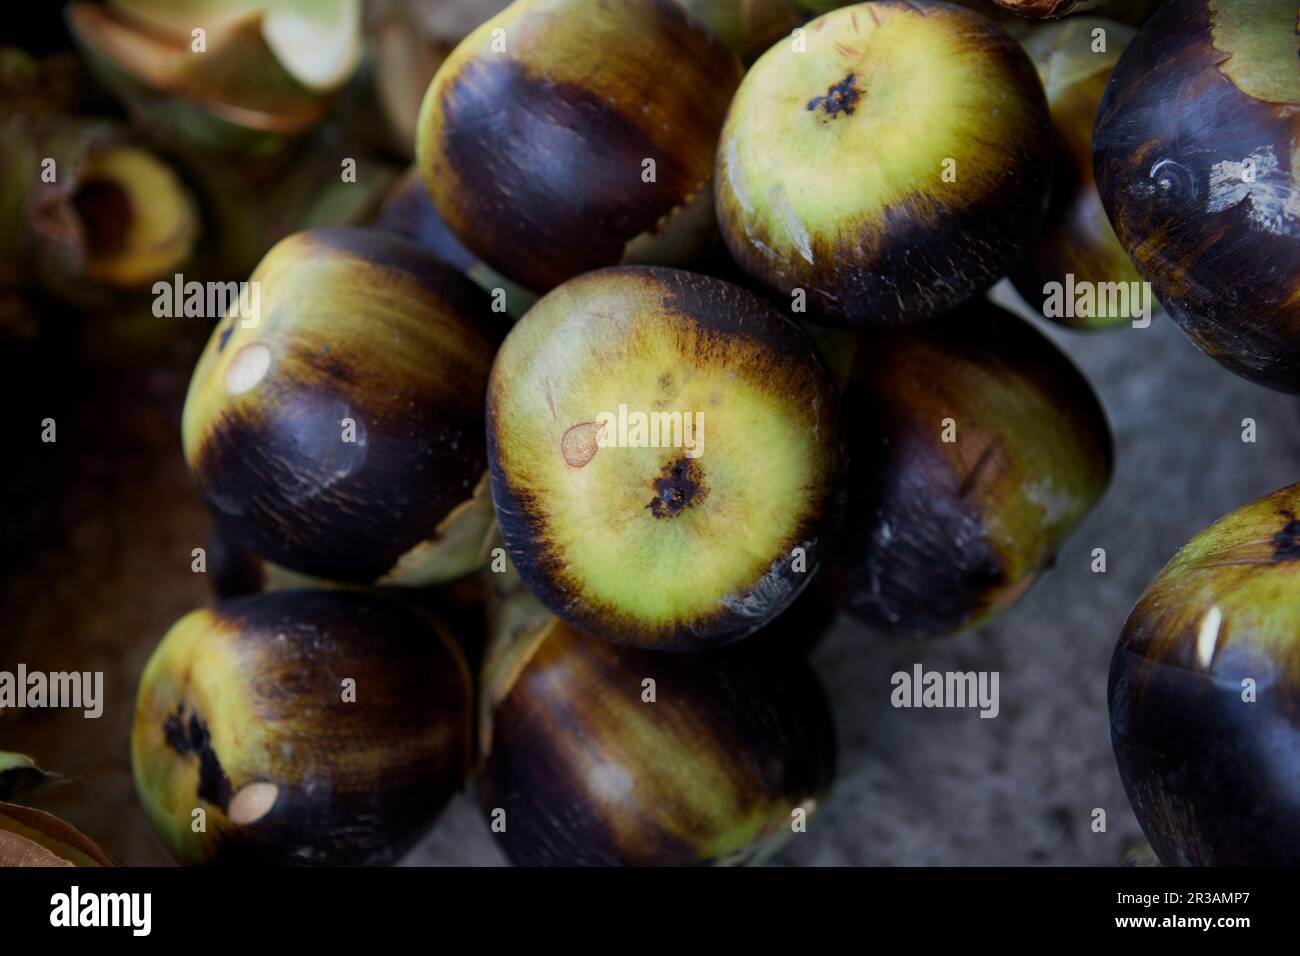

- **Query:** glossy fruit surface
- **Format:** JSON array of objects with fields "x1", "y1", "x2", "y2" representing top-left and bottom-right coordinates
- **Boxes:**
[
  {"x1": 823, "y1": 300, "x2": 1112, "y2": 637},
  {"x1": 1109, "y1": 483, "x2": 1300, "y2": 865},
  {"x1": 132, "y1": 590, "x2": 471, "y2": 865},
  {"x1": 417, "y1": 0, "x2": 742, "y2": 293},
  {"x1": 674, "y1": 0, "x2": 804, "y2": 61},
  {"x1": 0, "y1": 802, "x2": 114, "y2": 866},
  {"x1": 487, "y1": 265, "x2": 844, "y2": 650},
  {"x1": 1094, "y1": 0, "x2": 1300, "y2": 391},
  {"x1": 715, "y1": 0, "x2": 1050, "y2": 325},
  {"x1": 1011, "y1": 17, "x2": 1142, "y2": 329},
  {"x1": 993, "y1": 0, "x2": 1097, "y2": 16},
  {"x1": 478, "y1": 585, "x2": 836, "y2": 865},
  {"x1": 374, "y1": 167, "x2": 537, "y2": 317},
  {"x1": 182, "y1": 226, "x2": 502, "y2": 585}
]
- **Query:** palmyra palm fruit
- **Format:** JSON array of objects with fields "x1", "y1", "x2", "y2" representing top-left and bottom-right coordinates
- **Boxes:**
[
  {"x1": 487, "y1": 265, "x2": 845, "y2": 650},
  {"x1": 478, "y1": 580, "x2": 836, "y2": 865},
  {"x1": 417, "y1": 0, "x2": 744, "y2": 293},
  {"x1": 132, "y1": 589, "x2": 471, "y2": 864},
  {"x1": 1110, "y1": 483, "x2": 1300, "y2": 864},
  {"x1": 182, "y1": 226, "x2": 502, "y2": 586},
  {"x1": 822, "y1": 299, "x2": 1112, "y2": 637},
  {"x1": 1093, "y1": 0, "x2": 1300, "y2": 392},
  {"x1": 715, "y1": 0, "x2": 1050, "y2": 325}
]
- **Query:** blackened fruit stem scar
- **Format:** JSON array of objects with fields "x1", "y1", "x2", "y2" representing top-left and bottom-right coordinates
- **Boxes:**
[{"x1": 807, "y1": 74, "x2": 861, "y2": 117}]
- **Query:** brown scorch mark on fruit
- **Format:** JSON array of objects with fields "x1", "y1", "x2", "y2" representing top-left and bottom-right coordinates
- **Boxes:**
[
  {"x1": 1270, "y1": 511, "x2": 1300, "y2": 560},
  {"x1": 648, "y1": 456, "x2": 706, "y2": 517},
  {"x1": 163, "y1": 707, "x2": 233, "y2": 811},
  {"x1": 561, "y1": 421, "x2": 604, "y2": 468},
  {"x1": 807, "y1": 74, "x2": 861, "y2": 118}
]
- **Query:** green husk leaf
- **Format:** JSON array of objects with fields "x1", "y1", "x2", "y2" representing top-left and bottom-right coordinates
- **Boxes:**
[{"x1": 0, "y1": 753, "x2": 64, "y2": 801}]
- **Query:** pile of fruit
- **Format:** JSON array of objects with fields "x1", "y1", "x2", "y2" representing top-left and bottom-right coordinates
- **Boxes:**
[{"x1": 2, "y1": 0, "x2": 1298, "y2": 867}]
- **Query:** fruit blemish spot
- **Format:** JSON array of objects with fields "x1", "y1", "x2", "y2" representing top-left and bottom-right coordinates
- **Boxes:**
[
  {"x1": 1269, "y1": 511, "x2": 1300, "y2": 560},
  {"x1": 228, "y1": 782, "x2": 279, "y2": 825},
  {"x1": 163, "y1": 707, "x2": 233, "y2": 811},
  {"x1": 806, "y1": 74, "x2": 861, "y2": 119},
  {"x1": 224, "y1": 342, "x2": 272, "y2": 395},
  {"x1": 647, "y1": 456, "x2": 706, "y2": 518},
  {"x1": 1195, "y1": 606, "x2": 1222, "y2": 670},
  {"x1": 561, "y1": 421, "x2": 604, "y2": 468}
]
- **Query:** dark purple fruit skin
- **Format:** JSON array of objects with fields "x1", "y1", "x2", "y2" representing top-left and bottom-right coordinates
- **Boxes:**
[
  {"x1": 478, "y1": 623, "x2": 836, "y2": 866},
  {"x1": 210, "y1": 516, "x2": 265, "y2": 600},
  {"x1": 208, "y1": 594, "x2": 467, "y2": 866},
  {"x1": 372, "y1": 168, "x2": 479, "y2": 275},
  {"x1": 822, "y1": 300, "x2": 1111, "y2": 638},
  {"x1": 746, "y1": 581, "x2": 837, "y2": 656},
  {"x1": 137, "y1": 590, "x2": 472, "y2": 865},
  {"x1": 1093, "y1": 0, "x2": 1300, "y2": 393},
  {"x1": 186, "y1": 228, "x2": 506, "y2": 584},
  {"x1": 421, "y1": 0, "x2": 742, "y2": 293},
  {"x1": 205, "y1": 520, "x2": 490, "y2": 684},
  {"x1": 1109, "y1": 642, "x2": 1300, "y2": 865},
  {"x1": 986, "y1": 0, "x2": 1164, "y2": 23},
  {"x1": 1108, "y1": 483, "x2": 1300, "y2": 865}
]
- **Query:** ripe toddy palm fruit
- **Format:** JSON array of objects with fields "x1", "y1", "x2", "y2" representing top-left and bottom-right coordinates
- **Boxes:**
[
  {"x1": 0, "y1": 802, "x2": 114, "y2": 866},
  {"x1": 416, "y1": 0, "x2": 743, "y2": 293},
  {"x1": 1010, "y1": 17, "x2": 1144, "y2": 329},
  {"x1": 1093, "y1": 0, "x2": 1300, "y2": 392},
  {"x1": 478, "y1": 581, "x2": 836, "y2": 865},
  {"x1": 132, "y1": 590, "x2": 471, "y2": 865},
  {"x1": 487, "y1": 266, "x2": 845, "y2": 650},
  {"x1": 1110, "y1": 483, "x2": 1300, "y2": 864},
  {"x1": 182, "y1": 227, "x2": 503, "y2": 586},
  {"x1": 715, "y1": 0, "x2": 1050, "y2": 325},
  {"x1": 823, "y1": 300, "x2": 1112, "y2": 637}
]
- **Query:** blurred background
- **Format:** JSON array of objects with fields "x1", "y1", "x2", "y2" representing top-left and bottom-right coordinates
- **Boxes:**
[{"x1": 4, "y1": 0, "x2": 1298, "y2": 866}]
